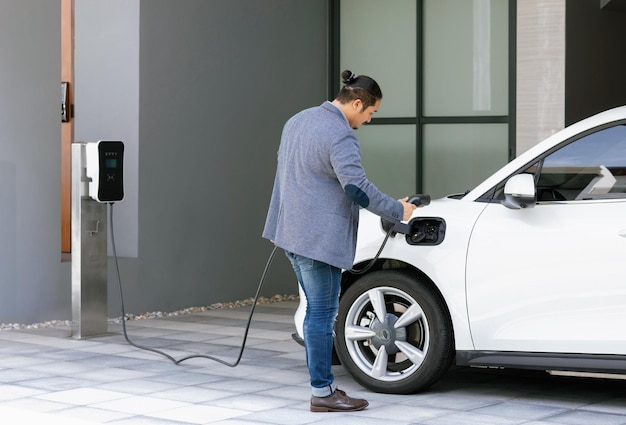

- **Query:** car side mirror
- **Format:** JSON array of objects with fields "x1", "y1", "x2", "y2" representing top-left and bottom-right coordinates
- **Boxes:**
[{"x1": 503, "y1": 174, "x2": 536, "y2": 209}]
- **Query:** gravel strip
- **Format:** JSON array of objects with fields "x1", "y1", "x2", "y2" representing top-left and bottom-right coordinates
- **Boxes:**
[{"x1": 0, "y1": 294, "x2": 299, "y2": 331}]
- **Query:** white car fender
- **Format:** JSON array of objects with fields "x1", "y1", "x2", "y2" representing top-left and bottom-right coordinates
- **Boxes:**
[{"x1": 354, "y1": 199, "x2": 489, "y2": 351}]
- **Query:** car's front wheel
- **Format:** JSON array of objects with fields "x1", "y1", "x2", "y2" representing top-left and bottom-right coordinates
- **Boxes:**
[{"x1": 335, "y1": 270, "x2": 454, "y2": 394}]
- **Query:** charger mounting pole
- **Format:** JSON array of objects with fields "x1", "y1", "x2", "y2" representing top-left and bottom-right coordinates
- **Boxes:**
[{"x1": 71, "y1": 142, "x2": 108, "y2": 339}]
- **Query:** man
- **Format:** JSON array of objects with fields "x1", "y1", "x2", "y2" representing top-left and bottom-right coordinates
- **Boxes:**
[{"x1": 263, "y1": 70, "x2": 416, "y2": 412}]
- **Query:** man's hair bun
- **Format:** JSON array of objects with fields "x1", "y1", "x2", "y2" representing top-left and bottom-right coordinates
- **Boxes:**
[{"x1": 341, "y1": 70, "x2": 357, "y2": 85}]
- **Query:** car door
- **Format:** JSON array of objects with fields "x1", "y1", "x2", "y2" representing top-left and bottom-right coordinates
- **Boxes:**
[{"x1": 465, "y1": 123, "x2": 626, "y2": 355}]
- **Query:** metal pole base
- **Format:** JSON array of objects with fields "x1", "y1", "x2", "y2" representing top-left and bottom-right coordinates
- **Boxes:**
[{"x1": 71, "y1": 143, "x2": 108, "y2": 339}]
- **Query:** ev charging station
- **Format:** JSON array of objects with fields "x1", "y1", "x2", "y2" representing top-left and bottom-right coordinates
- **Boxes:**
[{"x1": 71, "y1": 141, "x2": 124, "y2": 339}]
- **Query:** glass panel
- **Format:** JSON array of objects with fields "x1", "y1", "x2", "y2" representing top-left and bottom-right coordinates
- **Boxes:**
[
  {"x1": 423, "y1": 124, "x2": 508, "y2": 198},
  {"x1": 340, "y1": 0, "x2": 416, "y2": 117},
  {"x1": 358, "y1": 124, "x2": 416, "y2": 198},
  {"x1": 537, "y1": 124, "x2": 626, "y2": 201},
  {"x1": 423, "y1": 0, "x2": 508, "y2": 116}
]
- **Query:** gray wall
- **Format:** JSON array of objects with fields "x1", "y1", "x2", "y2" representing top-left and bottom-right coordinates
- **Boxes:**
[
  {"x1": 74, "y1": 0, "x2": 139, "y2": 258},
  {"x1": 0, "y1": 1, "x2": 66, "y2": 323},
  {"x1": 124, "y1": 0, "x2": 329, "y2": 315},
  {"x1": 565, "y1": 1, "x2": 626, "y2": 124},
  {"x1": 0, "y1": 0, "x2": 328, "y2": 324}
]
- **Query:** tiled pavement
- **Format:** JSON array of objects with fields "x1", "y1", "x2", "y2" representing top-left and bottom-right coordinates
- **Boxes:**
[{"x1": 0, "y1": 300, "x2": 626, "y2": 424}]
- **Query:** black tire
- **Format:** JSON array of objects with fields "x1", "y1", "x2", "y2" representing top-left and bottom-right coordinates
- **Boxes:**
[{"x1": 335, "y1": 270, "x2": 454, "y2": 394}]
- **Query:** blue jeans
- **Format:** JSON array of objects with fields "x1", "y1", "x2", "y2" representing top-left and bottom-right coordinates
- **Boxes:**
[{"x1": 285, "y1": 251, "x2": 341, "y2": 397}]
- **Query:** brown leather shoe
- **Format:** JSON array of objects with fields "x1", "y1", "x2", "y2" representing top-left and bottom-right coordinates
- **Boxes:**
[{"x1": 310, "y1": 388, "x2": 369, "y2": 412}]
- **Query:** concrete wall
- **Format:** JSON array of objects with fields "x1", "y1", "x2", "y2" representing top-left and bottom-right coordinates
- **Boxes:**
[
  {"x1": 124, "y1": 0, "x2": 329, "y2": 315},
  {"x1": 74, "y1": 0, "x2": 139, "y2": 258},
  {"x1": 0, "y1": 1, "x2": 65, "y2": 323},
  {"x1": 0, "y1": 0, "x2": 328, "y2": 324},
  {"x1": 516, "y1": 0, "x2": 565, "y2": 154}
]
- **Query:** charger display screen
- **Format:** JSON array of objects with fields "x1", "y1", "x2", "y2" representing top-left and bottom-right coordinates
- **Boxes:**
[{"x1": 106, "y1": 158, "x2": 117, "y2": 169}]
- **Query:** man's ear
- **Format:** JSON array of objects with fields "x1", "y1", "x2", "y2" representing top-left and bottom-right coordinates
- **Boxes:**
[{"x1": 352, "y1": 98, "x2": 363, "y2": 111}]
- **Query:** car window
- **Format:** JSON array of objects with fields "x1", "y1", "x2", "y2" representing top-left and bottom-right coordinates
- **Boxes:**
[
  {"x1": 536, "y1": 124, "x2": 626, "y2": 201},
  {"x1": 484, "y1": 123, "x2": 626, "y2": 203}
]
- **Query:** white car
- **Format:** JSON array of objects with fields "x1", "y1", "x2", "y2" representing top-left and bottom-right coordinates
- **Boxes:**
[{"x1": 295, "y1": 105, "x2": 626, "y2": 394}]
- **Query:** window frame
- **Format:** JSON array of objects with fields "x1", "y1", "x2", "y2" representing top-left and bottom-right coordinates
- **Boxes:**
[{"x1": 329, "y1": 0, "x2": 517, "y2": 193}]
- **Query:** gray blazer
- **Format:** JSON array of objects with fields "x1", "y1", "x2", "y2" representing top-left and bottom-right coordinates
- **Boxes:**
[{"x1": 263, "y1": 101, "x2": 403, "y2": 270}]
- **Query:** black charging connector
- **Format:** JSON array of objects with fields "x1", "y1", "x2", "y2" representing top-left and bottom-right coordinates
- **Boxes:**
[{"x1": 381, "y1": 194, "x2": 431, "y2": 237}]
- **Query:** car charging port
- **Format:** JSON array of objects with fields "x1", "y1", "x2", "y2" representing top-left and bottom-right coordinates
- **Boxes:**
[
  {"x1": 380, "y1": 195, "x2": 445, "y2": 245},
  {"x1": 406, "y1": 217, "x2": 446, "y2": 245}
]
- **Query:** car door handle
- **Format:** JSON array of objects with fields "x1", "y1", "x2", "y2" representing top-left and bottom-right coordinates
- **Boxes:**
[{"x1": 619, "y1": 230, "x2": 626, "y2": 238}]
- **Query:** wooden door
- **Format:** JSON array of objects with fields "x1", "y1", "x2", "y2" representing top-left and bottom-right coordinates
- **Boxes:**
[{"x1": 61, "y1": 0, "x2": 73, "y2": 253}]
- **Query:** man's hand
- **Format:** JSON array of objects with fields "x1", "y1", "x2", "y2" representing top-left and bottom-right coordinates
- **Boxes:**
[{"x1": 399, "y1": 197, "x2": 417, "y2": 221}]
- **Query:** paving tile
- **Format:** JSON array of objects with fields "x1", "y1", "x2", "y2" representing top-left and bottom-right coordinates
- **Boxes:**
[
  {"x1": 73, "y1": 366, "x2": 155, "y2": 383},
  {"x1": 350, "y1": 403, "x2": 451, "y2": 423},
  {"x1": 0, "y1": 354, "x2": 55, "y2": 368},
  {"x1": 149, "y1": 404, "x2": 246, "y2": 424},
  {"x1": 0, "y1": 383, "x2": 46, "y2": 401},
  {"x1": 233, "y1": 406, "x2": 321, "y2": 424},
  {"x1": 35, "y1": 387, "x2": 130, "y2": 405},
  {"x1": 580, "y1": 396, "x2": 626, "y2": 415},
  {"x1": 396, "y1": 392, "x2": 490, "y2": 411},
  {"x1": 545, "y1": 410, "x2": 626, "y2": 425},
  {"x1": 109, "y1": 415, "x2": 194, "y2": 424},
  {"x1": 420, "y1": 411, "x2": 523, "y2": 425},
  {"x1": 150, "y1": 385, "x2": 238, "y2": 403},
  {"x1": 199, "y1": 377, "x2": 282, "y2": 393},
  {"x1": 0, "y1": 404, "x2": 103, "y2": 425},
  {"x1": 23, "y1": 360, "x2": 96, "y2": 376},
  {"x1": 147, "y1": 370, "x2": 226, "y2": 386},
  {"x1": 94, "y1": 379, "x2": 180, "y2": 396},
  {"x1": 471, "y1": 401, "x2": 567, "y2": 421},
  {"x1": 0, "y1": 396, "x2": 74, "y2": 413},
  {"x1": 210, "y1": 393, "x2": 300, "y2": 412},
  {"x1": 0, "y1": 367, "x2": 50, "y2": 383},
  {"x1": 91, "y1": 394, "x2": 189, "y2": 415},
  {"x1": 17, "y1": 376, "x2": 100, "y2": 392},
  {"x1": 53, "y1": 405, "x2": 133, "y2": 423}
]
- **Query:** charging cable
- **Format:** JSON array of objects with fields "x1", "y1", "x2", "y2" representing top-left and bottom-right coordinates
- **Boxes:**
[
  {"x1": 349, "y1": 196, "x2": 429, "y2": 275},
  {"x1": 109, "y1": 202, "x2": 405, "y2": 365},
  {"x1": 108, "y1": 202, "x2": 278, "y2": 367},
  {"x1": 347, "y1": 225, "x2": 393, "y2": 275}
]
